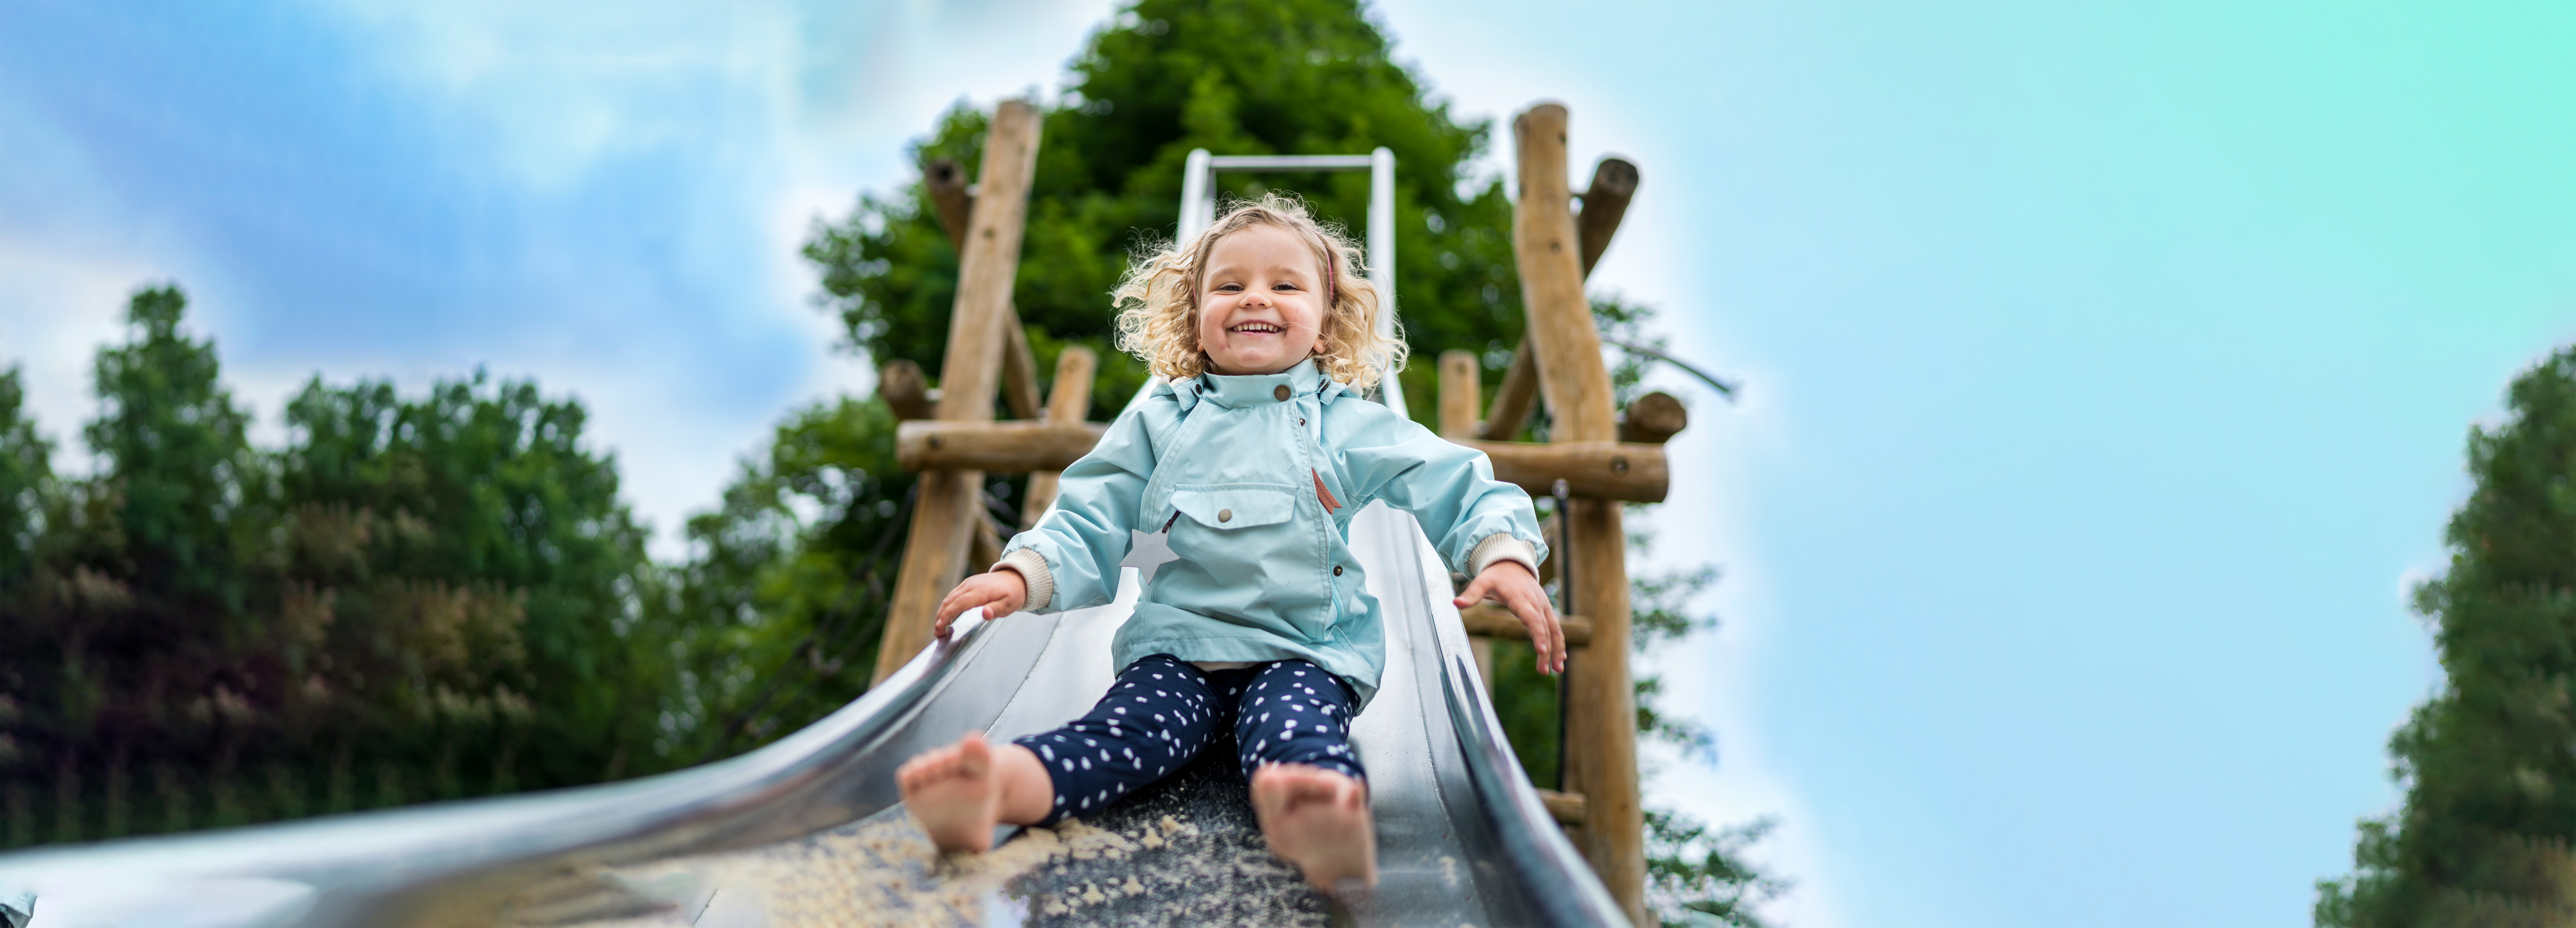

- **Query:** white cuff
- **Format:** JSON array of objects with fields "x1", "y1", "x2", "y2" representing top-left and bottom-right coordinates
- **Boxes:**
[
  {"x1": 995, "y1": 548, "x2": 1054, "y2": 613},
  {"x1": 1467, "y1": 533, "x2": 1541, "y2": 579}
]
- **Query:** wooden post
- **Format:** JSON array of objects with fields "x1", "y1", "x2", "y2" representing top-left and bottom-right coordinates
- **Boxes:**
[
  {"x1": 1576, "y1": 157, "x2": 1640, "y2": 277},
  {"x1": 1479, "y1": 156, "x2": 1639, "y2": 442},
  {"x1": 879, "y1": 359, "x2": 937, "y2": 420},
  {"x1": 969, "y1": 512, "x2": 1005, "y2": 574},
  {"x1": 874, "y1": 100, "x2": 1043, "y2": 685},
  {"x1": 1481, "y1": 342, "x2": 1540, "y2": 441},
  {"x1": 1514, "y1": 102, "x2": 1644, "y2": 924},
  {"x1": 1439, "y1": 349, "x2": 1482, "y2": 440},
  {"x1": 926, "y1": 157, "x2": 1044, "y2": 421},
  {"x1": 1022, "y1": 346, "x2": 1097, "y2": 526},
  {"x1": 1439, "y1": 349, "x2": 1499, "y2": 692},
  {"x1": 1617, "y1": 391, "x2": 1689, "y2": 445}
]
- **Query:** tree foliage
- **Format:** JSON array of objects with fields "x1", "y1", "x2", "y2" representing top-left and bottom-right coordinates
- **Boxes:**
[
  {"x1": 652, "y1": 396, "x2": 919, "y2": 763},
  {"x1": 802, "y1": 0, "x2": 1526, "y2": 428},
  {"x1": 2320, "y1": 347, "x2": 2576, "y2": 926},
  {"x1": 0, "y1": 287, "x2": 671, "y2": 846},
  {"x1": 0, "y1": 366, "x2": 50, "y2": 594}
]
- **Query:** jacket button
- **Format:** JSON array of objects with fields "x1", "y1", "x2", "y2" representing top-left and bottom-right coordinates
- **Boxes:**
[
  {"x1": 1333, "y1": 565, "x2": 1344, "y2": 576},
  {"x1": 1218, "y1": 509, "x2": 1232, "y2": 522},
  {"x1": 1273, "y1": 384, "x2": 1291, "y2": 401}
]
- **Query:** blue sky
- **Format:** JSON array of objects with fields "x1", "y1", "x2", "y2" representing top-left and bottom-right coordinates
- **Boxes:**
[{"x1": 9, "y1": 2, "x2": 2576, "y2": 925}]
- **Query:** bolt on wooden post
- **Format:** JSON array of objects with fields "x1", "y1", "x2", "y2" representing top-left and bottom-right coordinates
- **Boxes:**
[{"x1": 874, "y1": 99, "x2": 1044, "y2": 685}]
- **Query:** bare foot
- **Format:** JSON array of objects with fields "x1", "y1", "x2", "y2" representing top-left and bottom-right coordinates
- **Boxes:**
[
  {"x1": 899, "y1": 733, "x2": 1008, "y2": 853},
  {"x1": 1251, "y1": 763, "x2": 1377, "y2": 892}
]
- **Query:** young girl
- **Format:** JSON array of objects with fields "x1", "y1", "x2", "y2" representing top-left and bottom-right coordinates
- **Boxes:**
[{"x1": 896, "y1": 194, "x2": 1565, "y2": 892}]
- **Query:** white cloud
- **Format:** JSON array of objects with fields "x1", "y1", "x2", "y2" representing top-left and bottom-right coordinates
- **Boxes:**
[
  {"x1": 0, "y1": 239, "x2": 162, "y2": 472},
  {"x1": 291, "y1": 0, "x2": 1122, "y2": 557},
  {"x1": 0, "y1": 81, "x2": 204, "y2": 471},
  {"x1": 0, "y1": 0, "x2": 1122, "y2": 557}
]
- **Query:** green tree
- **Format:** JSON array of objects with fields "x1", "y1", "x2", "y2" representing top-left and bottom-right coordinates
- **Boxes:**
[
  {"x1": 0, "y1": 366, "x2": 48, "y2": 591},
  {"x1": 1, "y1": 286, "x2": 279, "y2": 842},
  {"x1": 2319, "y1": 346, "x2": 2576, "y2": 925},
  {"x1": 803, "y1": 0, "x2": 1527, "y2": 427},
  {"x1": 82, "y1": 285, "x2": 269, "y2": 618},
  {"x1": 0, "y1": 287, "x2": 676, "y2": 846},
  {"x1": 278, "y1": 373, "x2": 662, "y2": 791},
  {"x1": 655, "y1": 396, "x2": 918, "y2": 761}
]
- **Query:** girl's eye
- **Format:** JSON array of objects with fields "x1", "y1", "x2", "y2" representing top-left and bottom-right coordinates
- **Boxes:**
[{"x1": 1273, "y1": 282, "x2": 1298, "y2": 291}]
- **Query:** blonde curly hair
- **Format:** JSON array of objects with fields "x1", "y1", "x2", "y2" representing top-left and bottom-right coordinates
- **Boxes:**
[{"x1": 1112, "y1": 192, "x2": 1405, "y2": 391}]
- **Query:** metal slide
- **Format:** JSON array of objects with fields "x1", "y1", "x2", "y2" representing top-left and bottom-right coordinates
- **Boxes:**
[
  {"x1": 0, "y1": 149, "x2": 1625, "y2": 927},
  {"x1": 0, "y1": 505, "x2": 1622, "y2": 927}
]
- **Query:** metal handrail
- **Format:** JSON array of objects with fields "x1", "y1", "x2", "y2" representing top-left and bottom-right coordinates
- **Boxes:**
[{"x1": 1373, "y1": 509, "x2": 1628, "y2": 926}]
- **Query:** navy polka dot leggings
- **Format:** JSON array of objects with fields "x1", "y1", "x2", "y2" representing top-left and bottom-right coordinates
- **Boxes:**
[{"x1": 1011, "y1": 653, "x2": 1365, "y2": 825}]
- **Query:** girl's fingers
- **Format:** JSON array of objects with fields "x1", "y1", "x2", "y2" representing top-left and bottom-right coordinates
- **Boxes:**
[
  {"x1": 1452, "y1": 575, "x2": 1493, "y2": 608},
  {"x1": 1537, "y1": 604, "x2": 1557, "y2": 673},
  {"x1": 1548, "y1": 600, "x2": 1565, "y2": 672},
  {"x1": 1542, "y1": 597, "x2": 1566, "y2": 674},
  {"x1": 934, "y1": 584, "x2": 993, "y2": 634},
  {"x1": 1516, "y1": 591, "x2": 1558, "y2": 674}
]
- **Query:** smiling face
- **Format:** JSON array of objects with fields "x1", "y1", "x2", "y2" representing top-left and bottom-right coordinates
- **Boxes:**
[{"x1": 1195, "y1": 223, "x2": 1330, "y2": 376}]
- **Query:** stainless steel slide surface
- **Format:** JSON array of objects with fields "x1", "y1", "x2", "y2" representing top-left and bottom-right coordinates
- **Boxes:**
[{"x1": 0, "y1": 505, "x2": 1623, "y2": 927}]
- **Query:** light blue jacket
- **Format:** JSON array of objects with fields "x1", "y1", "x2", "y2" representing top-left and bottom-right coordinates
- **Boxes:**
[{"x1": 998, "y1": 360, "x2": 1546, "y2": 709}]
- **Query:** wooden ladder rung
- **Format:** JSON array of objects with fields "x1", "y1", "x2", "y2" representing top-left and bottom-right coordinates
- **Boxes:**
[
  {"x1": 897, "y1": 420, "x2": 1106, "y2": 472},
  {"x1": 1462, "y1": 439, "x2": 1668, "y2": 503},
  {"x1": 1460, "y1": 603, "x2": 1592, "y2": 647},
  {"x1": 1537, "y1": 788, "x2": 1587, "y2": 826}
]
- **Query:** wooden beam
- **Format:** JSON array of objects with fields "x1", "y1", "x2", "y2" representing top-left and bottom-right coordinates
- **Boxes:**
[
  {"x1": 1537, "y1": 788, "x2": 1588, "y2": 827},
  {"x1": 1460, "y1": 603, "x2": 1593, "y2": 647},
  {"x1": 1438, "y1": 349, "x2": 1481, "y2": 440},
  {"x1": 999, "y1": 317, "x2": 1043, "y2": 422},
  {"x1": 1576, "y1": 157, "x2": 1640, "y2": 277},
  {"x1": 1466, "y1": 440, "x2": 1667, "y2": 504},
  {"x1": 1514, "y1": 101, "x2": 1644, "y2": 923},
  {"x1": 897, "y1": 420, "x2": 1106, "y2": 473},
  {"x1": 879, "y1": 359, "x2": 937, "y2": 421},
  {"x1": 1479, "y1": 338, "x2": 1539, "y2": 442},
  {"x1": 875, "y1": 100, "x2": 1043, "y2": 685},
  {"x1": 1539, "y1": 508, "x2": 1561, "y2": 587},
  {"x1": 924, "y1": 157, "x2": 973, "y2": 246},
  {"x1": 1616, "y1": 391, "x2": 1688, "y2": 445},
  {"x1": 925, "y1": 156, "x2": 1043, "y2": 422},
  {"x1": 1022, "y1": 346, "x2": 1097, "y2": 526},
  {"x1": 1476, "y1": 157, "x2": 1638, "y2": 443},
  {"x1": 968, "y1": 510, "x2": 1005, "y2": 572}
]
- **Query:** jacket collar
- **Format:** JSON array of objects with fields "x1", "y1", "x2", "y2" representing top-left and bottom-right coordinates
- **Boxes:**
[{"x1": 1193, "y1": 359, "x2": 1327, "y2": 410}]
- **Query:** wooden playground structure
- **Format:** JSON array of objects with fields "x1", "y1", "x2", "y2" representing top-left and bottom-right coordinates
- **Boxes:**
[{"x1": 868, "y1": 99, "x2": 1687, "y2": 925}]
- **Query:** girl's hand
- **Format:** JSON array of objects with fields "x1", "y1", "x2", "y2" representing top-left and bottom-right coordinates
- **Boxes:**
[
  {"x1": 935, "y1": 570, "x2": 1028, "y2": 637},
  {"x1": 1455, "y1": 561, "x2": 1564, "y2": 674}
]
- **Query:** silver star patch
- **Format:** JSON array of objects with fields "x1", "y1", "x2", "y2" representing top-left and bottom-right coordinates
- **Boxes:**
[{"x1": 1120, "y1": 528, "x2": 1181, "y2": 586}]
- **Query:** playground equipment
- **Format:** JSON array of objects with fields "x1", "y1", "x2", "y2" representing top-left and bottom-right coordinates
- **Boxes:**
[{"x1": 0, "y1": 98, "x2": 1683, "y2": 928}]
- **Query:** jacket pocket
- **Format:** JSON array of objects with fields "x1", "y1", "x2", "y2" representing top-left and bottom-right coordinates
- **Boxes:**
[{"x1": 1169, "y1": 484, "x2": 1296, "y2": 530}]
